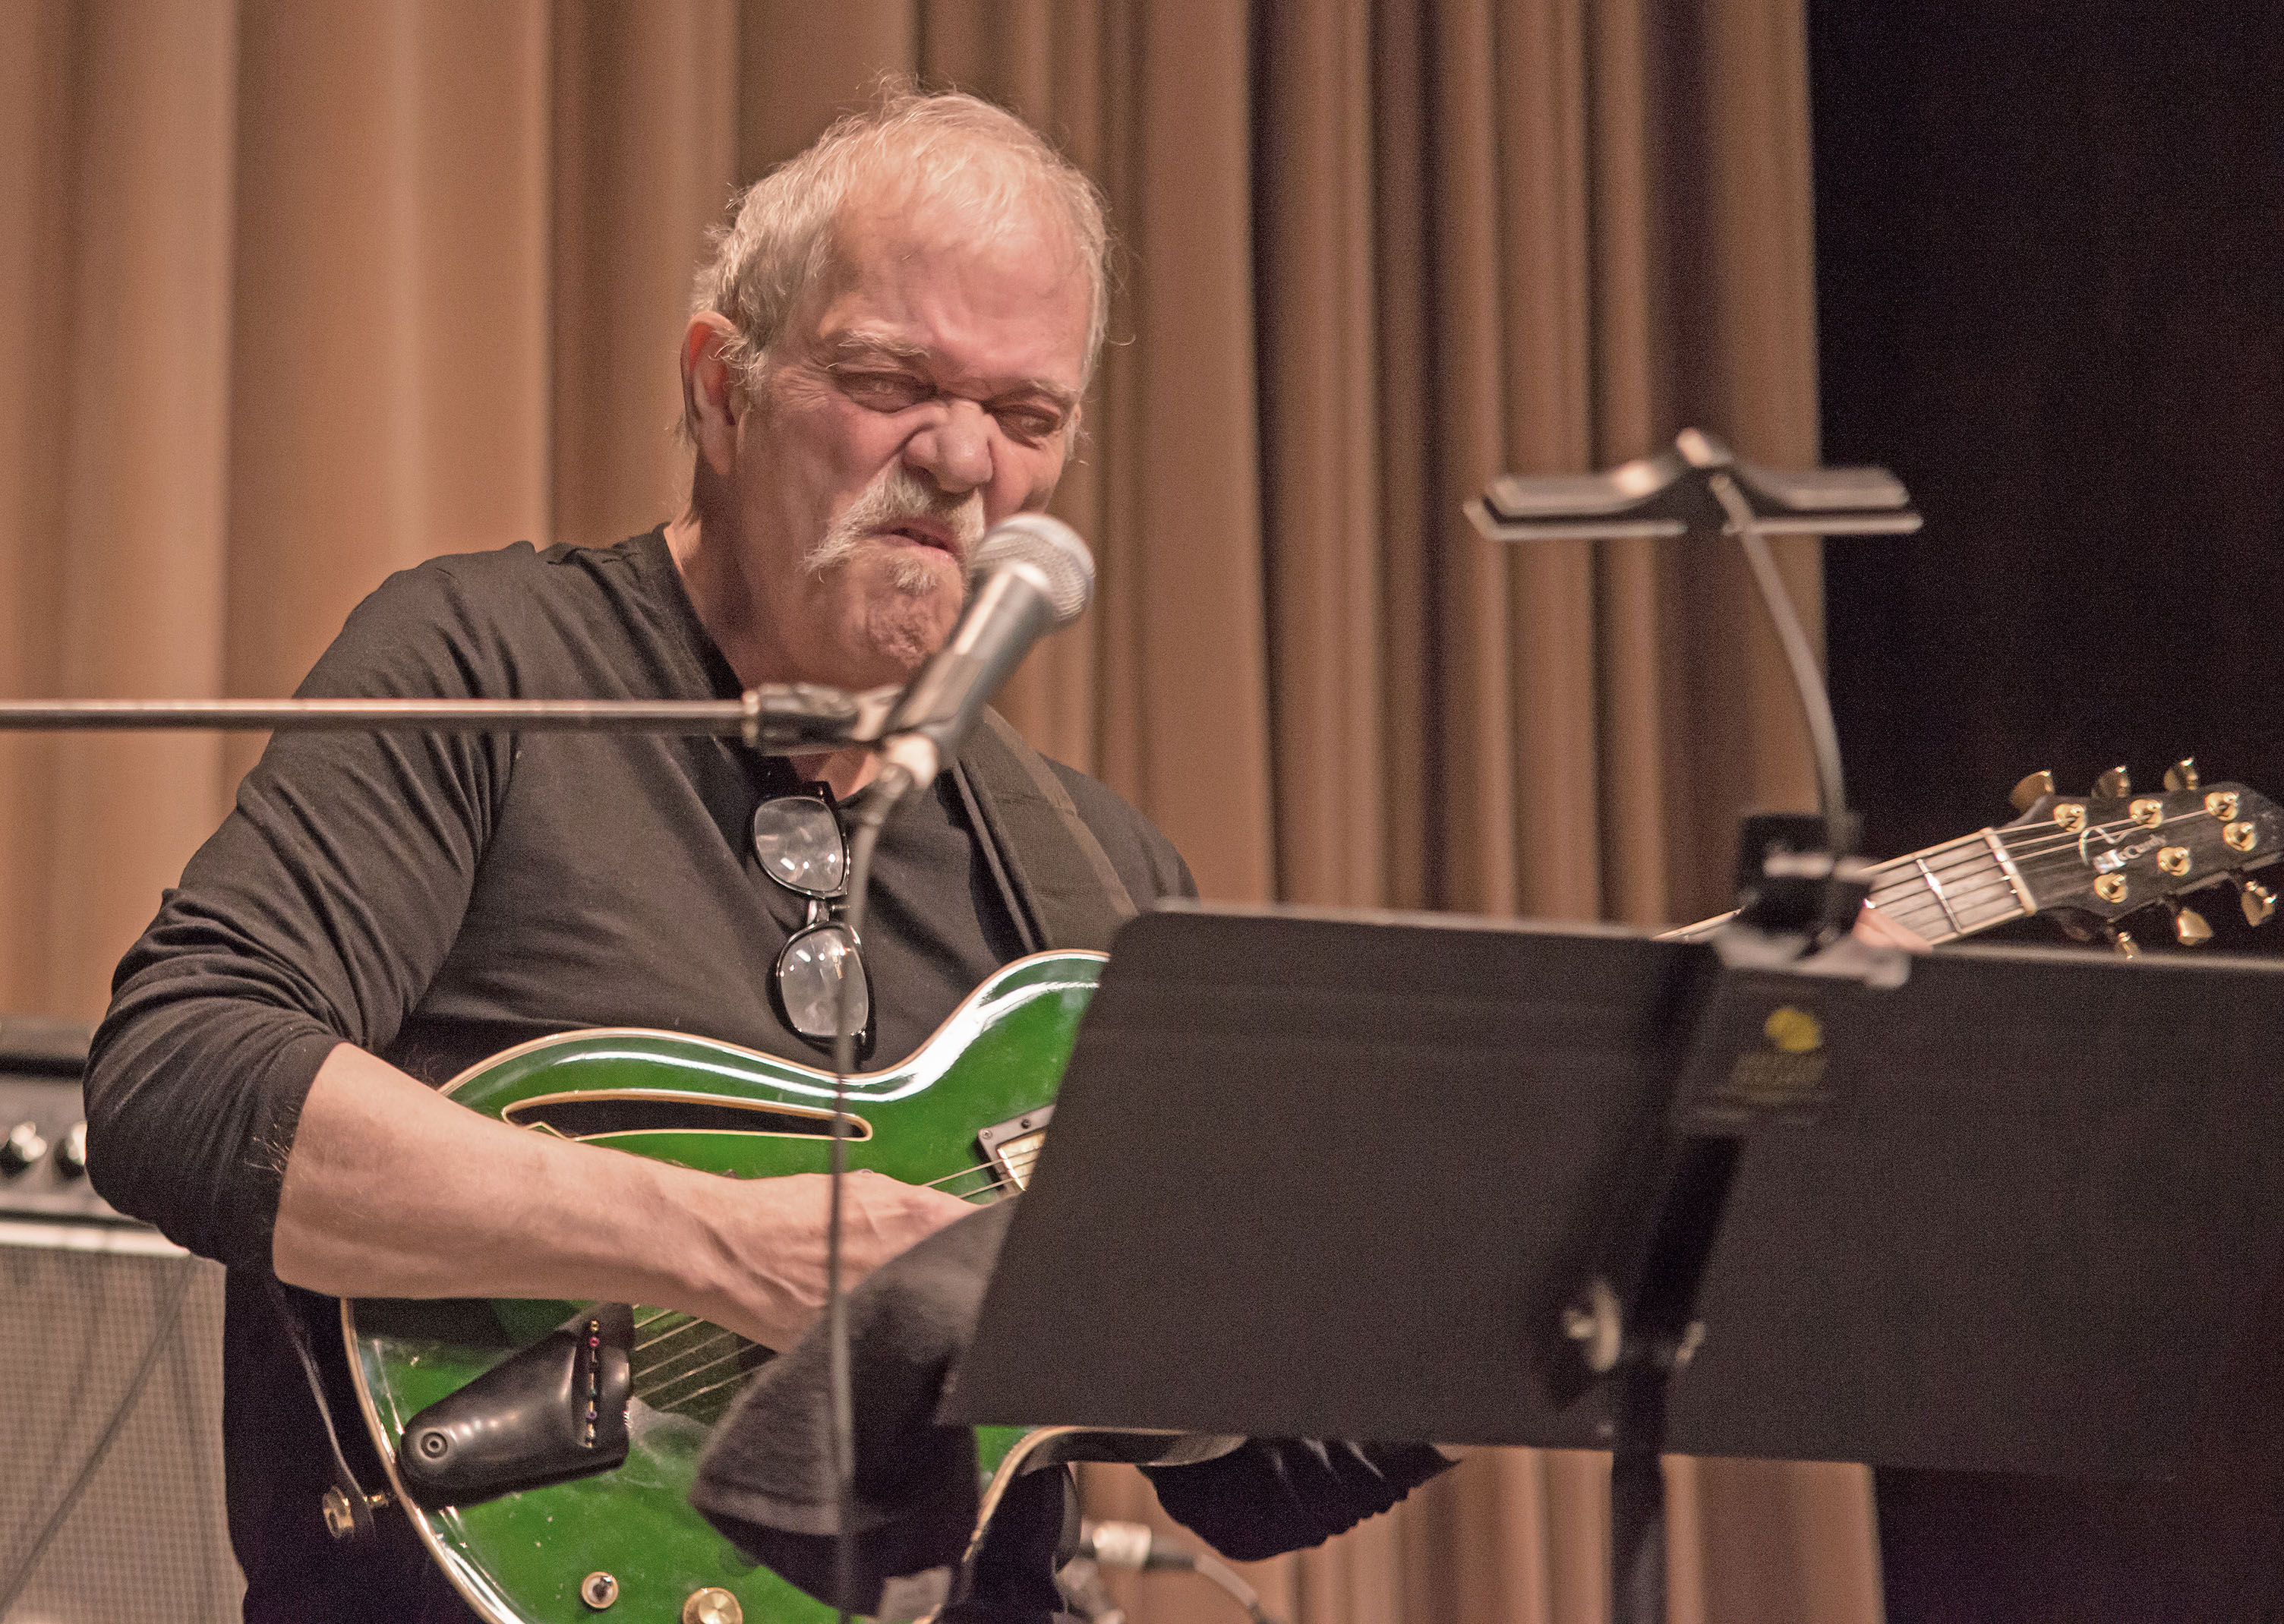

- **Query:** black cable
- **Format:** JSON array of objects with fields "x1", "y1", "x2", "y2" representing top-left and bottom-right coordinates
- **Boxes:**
[
  {"x1": 265, "y1": 1270, "x2": 383, "y2": 1539},
  {"x1": 0, "y1": 1255, "x2": 198, "y2": 1613},
  {"x1": 827, "y1": 799, "x2": 892, "y2": 1624}
]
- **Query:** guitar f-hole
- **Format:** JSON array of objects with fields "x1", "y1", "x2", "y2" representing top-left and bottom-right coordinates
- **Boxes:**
[{"x1": 500, "y1": 1089, "x2": 875, "y2": 1141}]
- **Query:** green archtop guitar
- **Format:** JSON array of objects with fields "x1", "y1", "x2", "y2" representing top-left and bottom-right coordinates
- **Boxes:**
[{"x1": 342, "y1": 948, "x2": 1103, "y2": 1624}]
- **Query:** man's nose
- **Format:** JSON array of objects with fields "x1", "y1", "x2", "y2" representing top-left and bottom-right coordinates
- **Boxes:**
[{"x1": 902, "y1": 397, "x2": 993, "y2": 494}]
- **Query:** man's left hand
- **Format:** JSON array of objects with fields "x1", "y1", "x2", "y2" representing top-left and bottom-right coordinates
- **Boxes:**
[{"x1": 1853, "y1": 901, "x2": 1932, "y2": 953}]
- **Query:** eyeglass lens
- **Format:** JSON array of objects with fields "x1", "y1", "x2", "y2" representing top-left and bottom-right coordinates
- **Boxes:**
[
  {"x1": 751, "y1": 794, "x2": 848, "y2": 897},
  {"x1": 778, "y1": 922, "x2": 870, "y2": 1039}
]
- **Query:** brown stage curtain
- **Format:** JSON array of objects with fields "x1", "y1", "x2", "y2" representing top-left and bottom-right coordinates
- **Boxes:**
[{"x1": 0, "y1": 2, "x2": 1875, "y2": 1619}]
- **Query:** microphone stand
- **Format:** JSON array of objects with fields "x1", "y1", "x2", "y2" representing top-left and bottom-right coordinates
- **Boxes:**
[
  {"x1": 1469, "y1": 428, "x2": 1922, "y2": 1624},
  {"x1": 0, "y1": 685, "x2": 898, "y2": 749}
]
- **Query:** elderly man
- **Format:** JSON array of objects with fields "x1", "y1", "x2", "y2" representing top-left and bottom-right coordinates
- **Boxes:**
[{"x1": 87, "y1": 91, "x2": 1200, "y2": 1622}]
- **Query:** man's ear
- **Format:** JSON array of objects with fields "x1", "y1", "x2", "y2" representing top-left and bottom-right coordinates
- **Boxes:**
[{"x1": 681, "y1": 313, "x2": 742, "y2": 477}]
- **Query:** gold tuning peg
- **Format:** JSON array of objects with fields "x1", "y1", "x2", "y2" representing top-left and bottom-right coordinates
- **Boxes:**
[
  {"x1": 2169, "y1": 901, "x2": 2213, "y2": 946},
  {"x1": 2010, "y1": 770, "x2": 2057, "y2": 815},
  {"x1": 2235, "y1": 875, "x2": 2276, "y2": 926},
  {"x1": 2103, "y1": 923, "x2": 2140, "y2": 959},
  {"x1": 2164, "y1": 758, "x2": 2200, "y2": 793},
  {"x1": 2092, "y1": 766, "x2": 2132, "y2": 799}
]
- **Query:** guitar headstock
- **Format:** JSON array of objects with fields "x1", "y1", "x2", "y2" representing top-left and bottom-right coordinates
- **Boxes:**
[{"x1": 1998, "y1": 762, "x2": 2283, "y2": 951}]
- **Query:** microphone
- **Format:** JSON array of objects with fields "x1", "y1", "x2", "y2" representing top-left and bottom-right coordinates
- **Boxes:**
[
  {"x1": 1078, "y1": 1520, "x2": 1282, "y2": 1624},
  {"x1": 1080, "y1": 1519, "x2": 1194, "y2": 1572},
  {"x1": 869, "y1": 513, "x2": 1095, "y2": 801}
]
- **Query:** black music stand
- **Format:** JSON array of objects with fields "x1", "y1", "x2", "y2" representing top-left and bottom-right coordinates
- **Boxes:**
[{"x1": 945, "y1": 903, "x2": 2284, "y2": 1623}]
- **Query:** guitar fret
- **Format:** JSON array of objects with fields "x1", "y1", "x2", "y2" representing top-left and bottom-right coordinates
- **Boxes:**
[
  {"x1": 1982, "y1": 826, "x2": 2035, "y2": 912},
  {"x1": 1913, "y1": 856, "x2": 1966, "y2": 935}
]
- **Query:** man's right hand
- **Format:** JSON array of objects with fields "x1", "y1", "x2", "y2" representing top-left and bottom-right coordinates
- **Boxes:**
[{"x1": 706, "y1": 1168, "x2": 976, "y2": 1350}]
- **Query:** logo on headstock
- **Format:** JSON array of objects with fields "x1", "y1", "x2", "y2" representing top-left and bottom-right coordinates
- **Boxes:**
[{"x1": 2090, "y1": 834, "x2": 2161, "y2": 874}]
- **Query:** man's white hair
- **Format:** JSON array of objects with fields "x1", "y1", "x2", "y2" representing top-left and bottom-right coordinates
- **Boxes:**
[{"x1": 689, "y1": 85, "x2": 1109, "y2": 415}]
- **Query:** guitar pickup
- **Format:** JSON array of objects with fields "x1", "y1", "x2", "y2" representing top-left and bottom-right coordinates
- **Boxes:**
[{"x1": 976, "y1": 1105, "x2": 1053, "y2": 1194}]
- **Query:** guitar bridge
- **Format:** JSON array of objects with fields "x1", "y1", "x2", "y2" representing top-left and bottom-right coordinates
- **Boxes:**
[{"x1": 976, "y1": 1105, "x2": 1053, "y2": 1194}]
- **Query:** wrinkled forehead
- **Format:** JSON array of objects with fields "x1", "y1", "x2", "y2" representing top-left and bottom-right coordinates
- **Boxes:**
[{"x1": 782, "y1": 156, "x2": 1076, "y2": 325}]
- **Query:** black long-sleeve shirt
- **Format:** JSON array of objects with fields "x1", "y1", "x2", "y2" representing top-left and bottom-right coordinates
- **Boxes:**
[{"x1": 84, "y1": 528, "x2": 1190, "y2": 1619}]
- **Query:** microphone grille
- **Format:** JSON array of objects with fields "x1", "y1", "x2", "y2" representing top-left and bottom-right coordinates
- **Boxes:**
[{"x1": 973, "y1": 514, "x2": 1095, "y2": 627}]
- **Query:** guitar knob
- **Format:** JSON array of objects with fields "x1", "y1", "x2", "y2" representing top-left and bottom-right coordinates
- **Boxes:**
[
  {"x1": 2164, "y1": 758, "x2": 2201, "y2": 793},
  {"x1": 2103, "y1": 924, "x2": 2141, "y2": 959},
  {"x1": 2010, "y1": 770, "x2": 2057, "y2": 814},
  {"x1": 2092, "y1": 765, "x2": 2131, "y2": 799},
  {"x1": 682, "y1": 1590, "x2": 742, "y2": 1624},
  {"x1": 2235, "y1": 875, "x2": 2276, "y2": 926},
  {"x1": 2168, "y1": 902, "x2": 2213, "y2": 946}
]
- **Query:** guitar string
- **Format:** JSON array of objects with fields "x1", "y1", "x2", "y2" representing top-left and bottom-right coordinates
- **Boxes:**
[
  {"x1": 1874, "y1": 809, "x2": 2240, "y2": 900},
  {"x1": 1825, "y1": 812, "x2": 2236, "y2": 940},
  {"x1": 1918, "y1": 813, "x2": 2238, "y2": 891},
  {"x1": 1869, "y1": 862, "x2": 2016, "y2": 901},
  {"x1": 1872, "y1": 830, "x2": 2220, "y2": 932},
  {"x1": 635, "y1": 1317, "x2": 720, "y2": 1355},
  {"x1": 919, "y1": 1153, "x2": 1029, "y2": 1193},
  {"x1": 642, "y1": 1357, "x2": 785, "y2": 1411},
  {"x1": 1901, "y1": 808, "x2": 2220, "y2": 871},
  {"x1": 1871, "y1": 869, "x2": 2017, "y2": 919},
  {"x1": 1862, "y1": 808, "x2": 2251, "y2": 941},
  {"x1": 1871, "y1": 874, "x2": 2012, "y2": 910},
  {"x1": 1897, "y1": 805, "x2": 2226, "y2": 867},
  {"x1": 634, "y1": 1342, "x2": 769, "y2": 1404},
  {"x1": 623, "y1": 1155, "x2": 1043, "y2": 1403},
  {"x1": 1875, "y1": 866, "x2": 2020, "y2": 916},
  {"x1": 638, "y1": 1332, "x2": 754, "y2": 1383}
]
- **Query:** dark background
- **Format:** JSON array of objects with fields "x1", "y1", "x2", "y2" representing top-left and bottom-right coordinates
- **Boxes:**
[{"x1": 1812, "y1": 1, "x2": 2284, "y2": 953}]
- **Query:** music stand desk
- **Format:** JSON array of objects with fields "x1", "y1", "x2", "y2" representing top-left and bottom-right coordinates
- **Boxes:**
[{"x1": 948, "y1": 903, "x2": 2284, "y2": 1487}]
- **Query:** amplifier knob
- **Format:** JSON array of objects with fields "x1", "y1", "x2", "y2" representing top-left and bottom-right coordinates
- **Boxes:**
[
  {"x1": 54, "y1": 1121, "x2": 87, "y2": 1178},
  {"x1": 1, "y1": 1121, "x2": 47, "y2": 1175}
]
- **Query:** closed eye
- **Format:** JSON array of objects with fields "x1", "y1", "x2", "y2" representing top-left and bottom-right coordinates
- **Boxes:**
[
  {"x1": 992, "y1": 403, "x2": 1067, "y2": 442},
  {"x1": 833, "y1": 369, "x2": 937, "y2": 412}
]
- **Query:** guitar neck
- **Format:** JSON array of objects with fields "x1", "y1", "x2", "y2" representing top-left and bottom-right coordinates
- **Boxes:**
[{"x1": 1661, "y1": 825, "x2": 2033, "y2": 946}]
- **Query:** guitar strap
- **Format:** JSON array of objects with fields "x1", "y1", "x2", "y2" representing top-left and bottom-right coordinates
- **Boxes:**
[{"x1": 951, "y1": 708, "x2": 1139, "y2": 954}]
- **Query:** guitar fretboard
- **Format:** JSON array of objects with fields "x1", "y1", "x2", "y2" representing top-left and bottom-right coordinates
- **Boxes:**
[
  {"x1": 1662, "y1": 825, "x2": 2032, "y2": 945},
  {"x1": 1858, "y1": 829, "x2": 2030, "y2": 944}
]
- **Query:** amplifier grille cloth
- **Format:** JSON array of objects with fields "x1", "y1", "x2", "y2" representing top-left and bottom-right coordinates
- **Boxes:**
[{"x1": 0, "y1": 1247, "x2": 239, "y2": 1623}]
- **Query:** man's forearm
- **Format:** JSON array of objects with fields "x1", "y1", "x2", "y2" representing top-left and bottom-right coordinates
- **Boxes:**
[
  {"x1": 273, "y1": 1044, "x2": 748, "y2": 1316},
  {"x1": 270, "y1": 1043, "x2": 969, "y2": 1349}
]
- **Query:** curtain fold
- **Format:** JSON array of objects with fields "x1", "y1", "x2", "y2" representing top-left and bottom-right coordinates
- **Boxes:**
[
  {"x1": 0, "y1": 3, "x2": 1877, "y2": 1618},
  {"x1": 550, "y1": 0, "x2": 737, "y2": 553}
]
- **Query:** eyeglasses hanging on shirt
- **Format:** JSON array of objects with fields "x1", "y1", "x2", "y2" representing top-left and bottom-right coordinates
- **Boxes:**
[{"x1": 751, "y1": 788, "x2": 874, "y2": 1058}]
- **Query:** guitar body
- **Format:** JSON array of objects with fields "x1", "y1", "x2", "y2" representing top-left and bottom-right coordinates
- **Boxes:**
[{"x1": 342, "y1": 949, "x2": 1103, "y2": 1624}]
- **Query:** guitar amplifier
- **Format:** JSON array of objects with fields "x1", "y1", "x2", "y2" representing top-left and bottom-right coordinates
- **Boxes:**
[{"x1": 0, "y1": 1015, "x2": 241, "y2": 1623}]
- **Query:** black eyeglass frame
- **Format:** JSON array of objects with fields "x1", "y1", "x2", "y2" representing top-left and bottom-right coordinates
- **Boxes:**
[{"x1": 751, "y1": 787, "x2": 875, "y2": 1059}]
